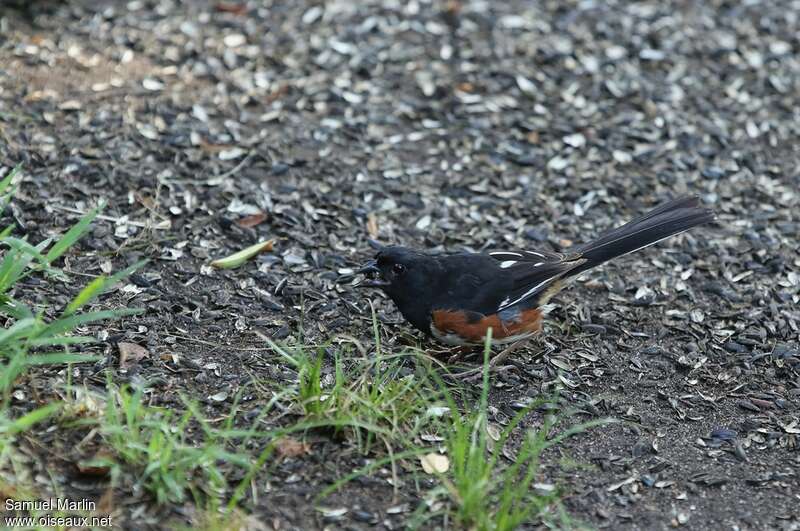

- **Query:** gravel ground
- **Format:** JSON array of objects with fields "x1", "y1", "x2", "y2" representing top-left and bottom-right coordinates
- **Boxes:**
[{"x1": 1, "y1": 0, "x2": 799, "y2": 529}]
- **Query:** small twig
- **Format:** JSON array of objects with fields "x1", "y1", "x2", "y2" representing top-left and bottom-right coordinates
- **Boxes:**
[
  {"x1": 170, "y1": 333, "x2": 272, "y2": 352},
  {"x1": 50, "y1": 205, "x2": 171, "y2": 230},
  {"x1": 383, "y1": 437, "x2": 400, "y2": 500},
  {"x1": 210, "y1": 151, "x2": 255, "y2": 182},
  {"x1": 74, "y1": 427, "x2": 99, "y2": 453}
]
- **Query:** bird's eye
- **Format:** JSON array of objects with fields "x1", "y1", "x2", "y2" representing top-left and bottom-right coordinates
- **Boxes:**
[{"x1": 393, "y1": 263, "x2": 406, "y2": 275}]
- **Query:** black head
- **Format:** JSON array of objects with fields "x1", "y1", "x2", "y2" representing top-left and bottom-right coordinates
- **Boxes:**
[{"x1": 356, "y1": 246, "x2": 440, "y2": 333}]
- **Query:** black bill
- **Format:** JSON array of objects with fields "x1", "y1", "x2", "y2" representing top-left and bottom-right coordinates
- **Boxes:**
[{"x1": 354, "y1": 259, "x2": 389, "y2": 287}]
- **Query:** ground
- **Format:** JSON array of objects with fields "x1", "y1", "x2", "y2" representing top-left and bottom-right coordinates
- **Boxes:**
[{"x1": 1, "y1": 0, "x2": 799, "y2": 530}]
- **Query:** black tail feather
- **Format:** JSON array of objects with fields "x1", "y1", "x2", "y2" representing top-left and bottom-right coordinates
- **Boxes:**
[{"x1": 569, "y1": 196, "x2": 715, "y2": 277}]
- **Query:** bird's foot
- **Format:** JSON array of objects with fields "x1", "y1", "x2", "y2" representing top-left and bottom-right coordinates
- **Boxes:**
[
  {"x1": 446, "y1": 345, "x2": 481, "y2": 364},
  {"x1": 448, "y1": 339, "x2": 528, "y2": 382},
  {"x1": 425, "y1": 345, "x2": 479, "y2": 363}
]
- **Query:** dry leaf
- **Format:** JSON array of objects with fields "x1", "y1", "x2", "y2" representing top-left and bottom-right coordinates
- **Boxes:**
[
  {"x1": 211, "y1": 239, "x2": 274, "y2": 269},
  {"x1": 214, "y1": 2, "x2": 247, "y2": 16},
  {"x1": 76, "y1": 451, "x2": 115, "y2": 477},
  {"x1": 118, "y1": 342, "x2": 149, "y2": 368},
  {"x1": 366, "y1": 212, "x2": 379, "y2": 238},
  {"x1": 215, "y1": 2, "x2": 248, "y2": 15},
  {"x1": 420, "y1": 453, "x2": 449, "y2": 474},
  {"x1": 209, "y1": 391, "x2": 228, "y2": 402},
  {"x1": 275, "y1": 436, "x2": 312, "y2": 459},
  {"x1": 66, "y1": 388, "x2": 105, "y2": 417},
  {"x1": 160, "y1": 352, "x2": 181, "y2": 364},
  {"x1": 316, "y1": 507, "x2": 348, "y2": 518},
  {"x1": 198, "y1": 138, "x2": 229, "y2": 154},
  {"x1": 236, "y1": 212, "x2": 268, "y2": 228}
]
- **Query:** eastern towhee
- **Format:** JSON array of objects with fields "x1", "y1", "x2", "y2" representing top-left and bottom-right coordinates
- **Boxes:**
[{"x1": 356, "y1": 196, "x2": 715, "y2": 350}]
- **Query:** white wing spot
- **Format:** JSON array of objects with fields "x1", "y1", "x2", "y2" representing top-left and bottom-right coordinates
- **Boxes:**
[
  {"x1": 500, "y1": 260, "x2": 517, "y2": 268},
  {"x1": 490, "y1": 251, "x2": 522, "y2": 258},
  {"x1": 498, "y1": 278, "x2": 555, "y2": 311},
  {"x1": 524, "y1": 251, "x2": 545, "y2": 257},
  {"x1": 533, "y1": 262, "x2": 543, "y2": 267}
]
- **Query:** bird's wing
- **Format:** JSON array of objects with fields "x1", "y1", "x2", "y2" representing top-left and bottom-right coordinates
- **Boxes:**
[
  {"x1": 488, "y1": 250, "x2": 585, "y2": 311},
  {"x1": 487, "y1": 249, "x2": 565, "y2": 264},
  {"x1": 431, "y1": 251, "x2": 584, "y2": 316}
]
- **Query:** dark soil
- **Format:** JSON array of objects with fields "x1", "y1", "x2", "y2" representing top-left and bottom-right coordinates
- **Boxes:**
[{"x1": 1, "y1": 0, "x2": 798, "y2": 529}]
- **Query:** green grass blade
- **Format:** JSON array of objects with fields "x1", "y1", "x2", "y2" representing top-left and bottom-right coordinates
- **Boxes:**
[
  {"x1": 0, "y1": 164, "x2": 21, "y2": 195},
  {"x1": 25, "y1": 353, "x2": 101, "y2": 365},
  {"x1": 4, "y1": 402, "x2": 61, "y2": 435},
  {"x1": 1, "y1": 236, "x2": 51, "y2": 265},
  {"x1": 210, "y1": 239, "x2": 274, "y2": 269},
  {"x1": 0, "y1": 164, "x2": 21, "y2": 213},
  {"x1": 0, "y1": 248, "x2": 35, "y2": 293},
  {"x1": 27, "y1": 335, "x2": 96, "y2": 347},
  {"x1": 63, "y1": 259, "x2": 145, "y2": 317},
  {"x1": 40, "y1": 308, "x2": 141, "y2": 337},
  {"x1": 0, "y1": 351, "x2": 26, "y2": 392},
  {"x1": 0, "y1": 316, "x2": 37, "y2": 344},
  {"x1": 0, "y1": 236, "x2": 62, "y2": 287},
  {"x1": 63, "y1": 275, "x2": 107, "y2": 316},
  {"x1": 261, "y1": 335, "x2": 301, "y2": 366},
  {"x1": 0, "y1": 296, "x2": 34, "y2": 320},
  {"x1": 44, "y1": 202, "x2": 104, "y2": 263}
]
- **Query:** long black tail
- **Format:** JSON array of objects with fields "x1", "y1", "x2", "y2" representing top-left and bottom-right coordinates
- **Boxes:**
[{"x1": 568, "y1": 196, "x2": 715, "y2": 277}]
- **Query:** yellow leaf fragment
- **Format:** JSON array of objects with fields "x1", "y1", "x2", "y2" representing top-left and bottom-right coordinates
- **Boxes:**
[{"x1": 211, "y1": 239, "x2": 274, "y2": 269}]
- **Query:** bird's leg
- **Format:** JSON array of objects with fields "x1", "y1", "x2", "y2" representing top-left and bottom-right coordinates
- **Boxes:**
[
  {"x1": 424, "y1": 344, "x2": 477, "y2": 363},
  {"x1": 446, "y1": 345, "x2": 480, "y2": 364},
  {"x1": 488, "y1": 338, "x2": 528, "y2": 368},
  {"x1": 449, "y1": 339, "x2": 528, "y2": 381}
]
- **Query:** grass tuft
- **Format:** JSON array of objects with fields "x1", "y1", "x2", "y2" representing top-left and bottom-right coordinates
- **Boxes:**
[
  {"x1": 415, "y1": 330, "x2": 610, "y2": 529},
  {"x1": 89, "y1": 381, "x2": 251, "y2": 505},
  {"x1": 264, "y1": 334, "x2": 445, "y2": 454},
  {"x1": 0, "y1": 164, "x2": 140, "y2": 506}
]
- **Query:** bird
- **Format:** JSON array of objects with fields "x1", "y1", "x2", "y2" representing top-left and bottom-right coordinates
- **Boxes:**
[{"x1": 355, "y1": 196, "x2": 714, "y2": 371}]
